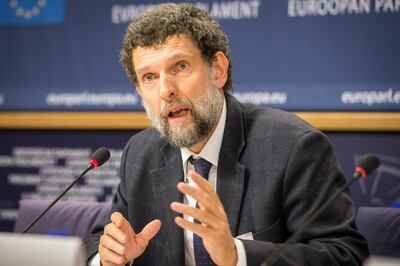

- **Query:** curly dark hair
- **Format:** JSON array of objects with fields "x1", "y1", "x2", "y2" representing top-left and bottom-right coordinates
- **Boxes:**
[{"x1": 120, "y1": 3, "x2": 233, "y2": 92}]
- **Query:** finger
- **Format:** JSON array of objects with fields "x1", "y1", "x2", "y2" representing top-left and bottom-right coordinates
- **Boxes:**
[
  {"x1": 111, "y1": 212, "x2": 136, "y2": 237},
  {"x1": 189, "y1": 171, "x2": 227, "y2": 217},
  {"x1": 99, "y1": 244, "x2": 126, "y2": 265},
  {"x1": 177, "y1": 181, "x2": 218, "y2": 207},
  {"x1": 104, "y1": 223, "x2": 128, "y2": 244},
  {"x1": 170, "y1": 202, "x2": 221, "y2": 228},
  {"x1": 137, "y1": 219, "x2": 161, "y2": 242},
  {"x1": 100, "y1": 234, "x2": 126, "y2": 256},
  {"x1": 188, "y1": 170, "x2": 220, "y2": 202},
  {"x1": 111, "y1": 212, "x2": 124, "y2": 226},
  {"x1": 177, "y1": 182, "x2": 224, "y2": 219},
  {"x1": 174, "y1": 216, "x2": 209, "y2": 238}
]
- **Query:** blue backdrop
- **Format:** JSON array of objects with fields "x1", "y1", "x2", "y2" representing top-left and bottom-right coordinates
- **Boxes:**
[{"x1": 1, "y1": 0, "x2": 399, "y2": 111}]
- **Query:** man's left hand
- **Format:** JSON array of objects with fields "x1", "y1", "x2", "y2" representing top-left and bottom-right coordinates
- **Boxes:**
[{"x1": 170, "y1": 170, "x2": 238, "y2": 266}]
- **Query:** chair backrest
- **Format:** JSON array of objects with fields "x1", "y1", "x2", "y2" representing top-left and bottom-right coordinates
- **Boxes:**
[
  {"x1": 14, "y1": 200, "x2": 111, "y2": 238},
  {"x1": 356, "y1": 207, "x2": 400, "y2": 258}
]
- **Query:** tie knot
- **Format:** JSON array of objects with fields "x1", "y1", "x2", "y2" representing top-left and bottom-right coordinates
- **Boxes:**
[{"x1": 189, "y1": 156, "x2": 212, "y2": 180}]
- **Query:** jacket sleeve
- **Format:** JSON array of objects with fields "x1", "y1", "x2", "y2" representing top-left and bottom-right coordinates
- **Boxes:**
[{"x1": 242, "y1": 130, "x2": 369, "y2": 265}]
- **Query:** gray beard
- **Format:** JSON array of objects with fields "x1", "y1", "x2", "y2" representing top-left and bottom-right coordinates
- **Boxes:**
[{"x1": 142, "y1": 83, "x2": 223, "y2": 149}]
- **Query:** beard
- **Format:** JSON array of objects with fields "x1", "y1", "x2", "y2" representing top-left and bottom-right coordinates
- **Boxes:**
[{"x1": 142, "y1": 79, "x2": 224, "y2": 149}]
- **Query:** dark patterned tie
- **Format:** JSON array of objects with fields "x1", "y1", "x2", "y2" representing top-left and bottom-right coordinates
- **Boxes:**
[{"x1": 189, "y1": 156, "x2": 216, "y2": 266}]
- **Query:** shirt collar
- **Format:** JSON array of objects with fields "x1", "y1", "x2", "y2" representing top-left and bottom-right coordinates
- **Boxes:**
[{"x1": 181, "y1": 97, "x2": 227, "y2": 167}]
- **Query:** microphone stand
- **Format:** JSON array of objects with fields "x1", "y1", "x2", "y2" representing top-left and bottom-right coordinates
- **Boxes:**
[{"x1": 22, "y1": 164, "x2": 93, "y2": 234}]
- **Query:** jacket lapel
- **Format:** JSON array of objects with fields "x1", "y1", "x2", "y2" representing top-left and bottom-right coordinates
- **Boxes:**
[
  {"x1": 151, "y1": 143, "x2": 185, "y2": 265},
  {"x1": 217, "y1": 94, "x2": 246, "y2": 236}
]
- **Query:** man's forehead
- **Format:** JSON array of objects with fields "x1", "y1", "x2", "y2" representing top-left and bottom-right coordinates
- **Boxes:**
[
  {"x1": 133, "y1": 34, "x2": 196, "y2": 54},
  {"x1": 132, "y1": 35, "x2": 201, "y2": 68},
  {"x1": 140, "y1": 36, "x2": 180, "y2": 49}
]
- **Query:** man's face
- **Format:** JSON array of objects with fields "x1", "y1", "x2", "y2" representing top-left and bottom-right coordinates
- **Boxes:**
[{"x1": 132, "y1": 35, "x2": 225, "y2": 149}]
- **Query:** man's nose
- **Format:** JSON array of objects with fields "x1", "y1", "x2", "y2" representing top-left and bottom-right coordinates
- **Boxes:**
[{"x1": 159, "y1": 74, "x2": 178, "y2": 101}]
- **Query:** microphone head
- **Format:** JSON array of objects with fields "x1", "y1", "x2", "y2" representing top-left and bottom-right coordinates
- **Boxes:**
[
  {"x1": 90, "y1": 147, "x2": 111, "y2": 168},
  {"x1": 356, "y1": 154, "x2": 380, "y2": 177}
]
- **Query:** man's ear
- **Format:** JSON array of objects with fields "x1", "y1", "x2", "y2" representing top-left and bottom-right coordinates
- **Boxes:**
[{"x1": 211, "y1": 51, "x2": 229, "y2": 90}]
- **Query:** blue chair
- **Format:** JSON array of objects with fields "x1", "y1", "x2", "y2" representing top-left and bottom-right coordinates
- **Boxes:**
[
  {"x1": 356, "y1": 207, "x2": 400, "y2": 258},
  {"x1": 14, "y1": 200, "x2": 111, "y2": 238}
]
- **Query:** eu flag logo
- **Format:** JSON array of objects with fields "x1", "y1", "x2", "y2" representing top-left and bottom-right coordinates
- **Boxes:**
[{"x1": 0, "y1": 0, "x2": 64, "y2": 25}]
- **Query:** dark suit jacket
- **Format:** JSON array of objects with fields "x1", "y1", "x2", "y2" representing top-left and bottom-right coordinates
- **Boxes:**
[{"x1": 84, "y1": 94, "x2": 368, "y2": 265}]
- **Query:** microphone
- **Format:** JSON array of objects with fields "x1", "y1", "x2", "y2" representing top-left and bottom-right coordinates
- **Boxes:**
[
  {"x1": 354, "y1": 154, "x2": 380, "y2": 178},
  {"x1": 88, "y1": 147, "x2": 111, "y2": 169},
  {"x1": 261, "y1": 154, "x2": 380, "y2": 266},
  {"x1": 22, "y1": 147, "x2": 111, "y2": 234}
]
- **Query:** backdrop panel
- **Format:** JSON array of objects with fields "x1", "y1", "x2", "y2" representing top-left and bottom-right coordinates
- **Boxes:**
[
  {"x1": 1, "y1": 0, "x2": 399, "y2": 111},
  {"x1": 0, "y1": 129, "x2": 133, "y2": 232},
  {"x1": 0, "y1": 130, "x2": 399, "y2": 232}
]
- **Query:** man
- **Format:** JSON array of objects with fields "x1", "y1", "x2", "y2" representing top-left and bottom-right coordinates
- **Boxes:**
[{"x1": 84, "y1": 3, "x2": 368, "y2": 266}]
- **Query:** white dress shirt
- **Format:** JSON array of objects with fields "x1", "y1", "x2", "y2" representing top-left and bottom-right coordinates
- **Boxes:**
[{"x1": 91, "y1": 98, "x2": 246, "y2": 266}]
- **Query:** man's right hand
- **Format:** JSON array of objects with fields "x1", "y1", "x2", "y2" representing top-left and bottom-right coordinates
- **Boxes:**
[{"x1": 99, "y1": 212, "x2": 161, "y2": 266}]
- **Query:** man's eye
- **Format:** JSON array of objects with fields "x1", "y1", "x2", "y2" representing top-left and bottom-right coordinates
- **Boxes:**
[
  {"x1": 143, "y1": 74, "x2": 154, "y2": 82},
  {"x1": 178, "y1": 62, "x2": 187, "y2": 70}
]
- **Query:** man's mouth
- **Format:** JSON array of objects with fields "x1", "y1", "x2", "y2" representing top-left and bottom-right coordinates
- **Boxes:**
[{"x1": 168, "y1": 108, "x2": 190, "y2": 118}]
